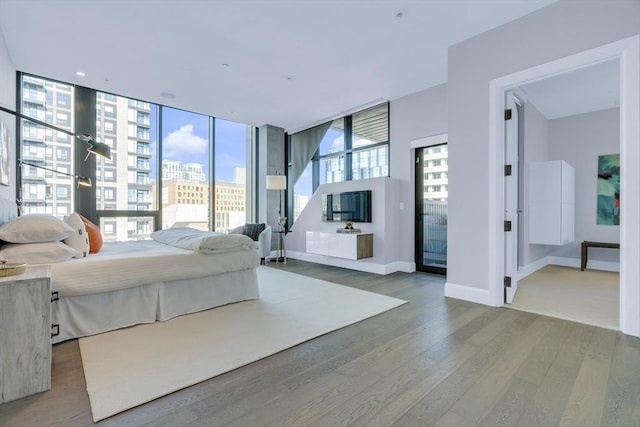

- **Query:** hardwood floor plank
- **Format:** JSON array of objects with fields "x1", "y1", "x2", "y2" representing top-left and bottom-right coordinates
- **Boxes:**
[
  {"x1": 433, "y1": 410, "x2": 475, "y2": 427},
  {"x1": 515, "y1": 323, "x2": 594, "y2": 427},
  {"x1": 334, "y1": 303, "x2": 492, "y2": 378},
  {"x1": 600, "y1": 332, "x2": 640, "y2": 426},
  {"x1": 449, "y1": 315, "x2": 554, "y2": 422},
  {"x1": 476, "y1": 378, "x2": 539, "y2": 427},
  {"x1": 512, "y1": 317, "x2": 574, "y2": 386},
  {"x1": 394, "y1": 310, "x2": 537, "y2": 425},
  {"x1": 558, "y1": 327, "x2": 617, "y2": 427}
]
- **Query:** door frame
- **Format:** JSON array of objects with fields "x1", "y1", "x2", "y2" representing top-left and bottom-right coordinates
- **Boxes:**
[
  {"x1": 488, "y1": 35, "x2": 640, "y2": 337},
  {"x1": 412, "y1": 133, "x2": 448, "y2": 275}
]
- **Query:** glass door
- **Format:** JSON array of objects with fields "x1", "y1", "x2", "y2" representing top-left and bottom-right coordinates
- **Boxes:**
[{"x1": 415, "y1": 143, "x2": 448, "y2": 275}]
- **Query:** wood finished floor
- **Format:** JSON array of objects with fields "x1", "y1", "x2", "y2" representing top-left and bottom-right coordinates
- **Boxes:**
[{"x1": 1, "y1": 260, "x2": 639, "y2": 426}]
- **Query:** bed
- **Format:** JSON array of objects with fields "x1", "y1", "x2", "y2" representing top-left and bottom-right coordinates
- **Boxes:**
[{"x1": 0, "y1": 199, "x2": 260, "y2": 344}]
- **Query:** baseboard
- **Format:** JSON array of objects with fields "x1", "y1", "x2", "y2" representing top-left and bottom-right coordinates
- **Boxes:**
[
  {"x1": 444, "y1": 282, "x2": 491, "y2": 306},
  {"x1": 519, "y1": 256, "x2": 620, "y2": 276},
  {"x1": 516, "y1": 257, "x2": 549, "y2": 280},
  {"x1": 546, "y1": 256, "x2": 620, "y2": 273},
  {"x1": 546, "y1": 256, "x2": 580, "y2": 269},
  {"x1": 383, "y1": 261, "x2": 416, "y2": 274},
  {"x1": 286, "y1": 251, "x2": 414, "y2": 275}
]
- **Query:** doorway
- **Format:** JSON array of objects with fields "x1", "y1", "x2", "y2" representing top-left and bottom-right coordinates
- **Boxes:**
[
  {"x1": 415, "y1": 141, "x2": 448, "y2": 275},
  {"x1": 488, "y1": 35, "x2": 640, "y2": 336}
]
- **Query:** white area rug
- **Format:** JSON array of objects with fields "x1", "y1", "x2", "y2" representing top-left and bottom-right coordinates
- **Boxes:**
[
  {"x1": 79, "y1": 267, "x2": 407, "y2": 422},
  {"x1": 510, "y1": 265, "x2": 619, "y2": 330}
]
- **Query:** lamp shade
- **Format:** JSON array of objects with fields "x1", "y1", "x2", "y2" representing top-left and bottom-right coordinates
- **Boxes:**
[
  {"x1": 266, "y1": 175, "x2": 287, "y2": 190},
  {"x1": 87, "y1": 141, "x2": 112, "y2": 160}
]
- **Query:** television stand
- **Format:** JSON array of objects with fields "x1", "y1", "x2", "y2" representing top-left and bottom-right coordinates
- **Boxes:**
[{"x1": 306, "y1": 231, "x2": 373, "y2": 259}]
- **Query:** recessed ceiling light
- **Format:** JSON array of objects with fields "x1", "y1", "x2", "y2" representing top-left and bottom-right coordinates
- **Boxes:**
[
  {"x1": 160, "y1": 92, "x2": 176, "y2": 99},
  {"x1": 285, "y1": 75, "x2": 294, "y2": 81},
  {"x1": 76, "y1": 71, "x2": 86, "y2": 77},
  {"x1": 394, "y1": 10, "x2": 407, "y2": 19},
  {"x1": 222, "y1": 63, "x2": 231, "y2": 68}
]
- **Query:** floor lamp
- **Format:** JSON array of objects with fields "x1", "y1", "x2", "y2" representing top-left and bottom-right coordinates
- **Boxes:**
[
  {"x1": 266, "y1": 173, "x2": 287, "y2": 263},
  {"x1": 266, "y1": 174, "x2": 287, "y2": 232}
]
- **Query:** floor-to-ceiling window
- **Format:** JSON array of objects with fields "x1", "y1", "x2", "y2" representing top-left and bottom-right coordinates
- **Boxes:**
[
  {"x1": 214, "y1": 118, "x2": 249, "y2": 232},
  {"x1": 318, "y1": 118, "x2": 346, "y2": 185},
  {"x1": 18, "y1": 73, "x2": 255, "y2": 239},
  {"x1": 19, "y1": 75, "x2": 75, "y2": 217},
  {"x1": 160, "y1": 107, "x2": 211, "y2": 231},
  {"x1": 289, "y1": 102, "x2": 390, "y2": 226},
  {"x1": 95, "y1": 93, "x2": 158, "y2": 241}
]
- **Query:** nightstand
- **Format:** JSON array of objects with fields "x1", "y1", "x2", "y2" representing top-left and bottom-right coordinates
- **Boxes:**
[{"x1": 0, "y1": 265, "x2": 52, "y2": 404}]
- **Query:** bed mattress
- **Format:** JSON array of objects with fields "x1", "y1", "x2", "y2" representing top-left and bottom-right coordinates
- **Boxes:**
[{"x1": 49, "y1": 239, "x2": 260, "y2": 297}]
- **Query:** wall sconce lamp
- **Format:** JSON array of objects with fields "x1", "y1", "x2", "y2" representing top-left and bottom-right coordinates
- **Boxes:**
[
  {"x1": 0, "y1": 105, "x2": 111, "y2": 160},
  {"x1": 20, "y1": 160, "x2": 92, "y2": 187}
]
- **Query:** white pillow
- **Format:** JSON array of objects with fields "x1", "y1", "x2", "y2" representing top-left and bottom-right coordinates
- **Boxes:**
[
  {"x1": 0, "y1": 214, "x2": 75, "y2": 243},
  {"x1": 0, "y1": 242, "x2": 79, "y2": 264},
  {"x1": 63, "y1": 213, "x2": 89, "y2": 258}
]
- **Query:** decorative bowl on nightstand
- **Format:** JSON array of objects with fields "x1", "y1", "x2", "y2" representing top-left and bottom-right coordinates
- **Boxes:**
[{"x1": 0, "y1": 260, "x2": 27, "y2": 277}]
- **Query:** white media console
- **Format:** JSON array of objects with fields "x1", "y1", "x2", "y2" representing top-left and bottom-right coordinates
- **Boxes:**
[{"x1": 306, "y1": 231, "x2": 373, "y2": 260}]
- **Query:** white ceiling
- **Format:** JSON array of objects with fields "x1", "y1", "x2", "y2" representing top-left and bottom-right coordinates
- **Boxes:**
[
  {"x1": 0, "y1": 0, "x2": 560, "y2": 132},
  {"x1": 520, "y1": 59, "x2": 620, "y2": 120}
]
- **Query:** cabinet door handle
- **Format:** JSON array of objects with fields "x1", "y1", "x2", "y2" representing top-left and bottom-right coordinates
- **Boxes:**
[
  {"x1": 51, "y1": 291, "x2": 60, "y2": 303},
  {"x1": 51, "y1": 324, "x2": 60, "y2": 338}
]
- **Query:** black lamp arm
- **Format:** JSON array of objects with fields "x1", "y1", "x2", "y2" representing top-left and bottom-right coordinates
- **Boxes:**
[
  {"x1": 0, "y1": 104, "x2": 76, "y2": 137},
  {"x1": 20, "y1": 160, "x2": 74, "y2": 178}
]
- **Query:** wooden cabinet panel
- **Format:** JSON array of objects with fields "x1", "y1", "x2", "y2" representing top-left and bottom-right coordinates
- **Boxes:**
[{"x1": 0, "y1": 266, "x2": 52, "y2": 404}]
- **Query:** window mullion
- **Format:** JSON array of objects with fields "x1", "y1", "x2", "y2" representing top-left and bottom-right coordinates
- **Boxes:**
[{"x1": 345, "y1": 115, "x2": 352, "y2": 181}]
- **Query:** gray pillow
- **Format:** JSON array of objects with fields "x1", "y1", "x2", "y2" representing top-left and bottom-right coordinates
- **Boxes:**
[{"x1": 244, "y1": 223, "x2": 266, "y2": 241}]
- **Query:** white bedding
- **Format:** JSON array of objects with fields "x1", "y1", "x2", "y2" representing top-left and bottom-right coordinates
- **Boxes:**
[
  {"x1": 50, "y1": 239, "x2": 260, "y2": 297},
  {"x1": 150, "y1": 227, "x2": 255, "y2": 254}
]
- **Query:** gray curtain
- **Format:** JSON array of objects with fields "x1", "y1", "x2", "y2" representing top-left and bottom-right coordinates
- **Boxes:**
[{"x1": 289, "y1": 121, "x2": 332, "y2": 187}]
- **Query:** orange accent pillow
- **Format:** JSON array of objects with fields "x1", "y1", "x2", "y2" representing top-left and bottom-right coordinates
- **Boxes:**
[{"x1": 78, "y1": 214, "x2": 103, "y2": 254}]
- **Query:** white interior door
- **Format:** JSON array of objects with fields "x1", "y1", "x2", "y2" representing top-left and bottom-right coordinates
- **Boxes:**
[{"x1": 504, "y1": 91, "x2": 519, "y2": 303}]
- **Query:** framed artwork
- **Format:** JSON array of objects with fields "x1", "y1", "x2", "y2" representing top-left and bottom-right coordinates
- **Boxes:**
[
  {"x1": 597, "y1": 153, "x2": 620, "y2": 225},
  {"x1": 0, "y1": 119, "x2": 9, "y2": 186}
]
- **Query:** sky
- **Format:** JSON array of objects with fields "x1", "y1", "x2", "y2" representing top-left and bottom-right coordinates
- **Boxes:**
[{"x1": 148, "y1": 105, "x2": 247, "y2": 183}]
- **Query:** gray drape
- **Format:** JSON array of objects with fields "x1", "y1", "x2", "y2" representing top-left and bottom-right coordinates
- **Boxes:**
[{"x1": 289, "y1": 121, "x2": 332, "y2": 188}]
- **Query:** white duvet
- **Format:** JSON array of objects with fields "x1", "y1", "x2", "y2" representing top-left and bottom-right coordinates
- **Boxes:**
[
  {"x1": 150, "y1": 227, "x2": 255, "y2": 254},
  {"x1": 50, "y1": 239, "x2": 259, "y2": 297}
]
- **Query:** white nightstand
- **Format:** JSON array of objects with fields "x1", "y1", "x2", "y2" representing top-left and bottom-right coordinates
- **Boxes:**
[{"x1": 0, "y1": 265, "x2": 52, "y2": 404}]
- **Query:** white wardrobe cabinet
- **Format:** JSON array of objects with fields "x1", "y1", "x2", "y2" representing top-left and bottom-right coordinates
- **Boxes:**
[{"x1": 528, "y1": 160, "x2": 575, "y2": 245}]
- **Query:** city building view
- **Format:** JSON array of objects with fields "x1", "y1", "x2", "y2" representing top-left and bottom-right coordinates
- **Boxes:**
[
  {"x1": 19, "y1": 75, "x2": 250, "y2": 241},
  {"x1": 420, "y1": 143, "x2": 448, "y2": 269}
]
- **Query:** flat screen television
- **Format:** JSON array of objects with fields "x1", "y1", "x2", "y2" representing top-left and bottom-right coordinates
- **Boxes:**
[{"x1": 322, "y1": 190, "x2": 372, "y2": 223}]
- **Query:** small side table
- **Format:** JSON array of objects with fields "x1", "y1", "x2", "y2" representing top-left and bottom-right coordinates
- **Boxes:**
[
  {"x1": 0, "y1": 265, "x2": 52, "y2": 404},
  {"x1": 581, "y1": 241, "x2": 620, "y2": 271}
]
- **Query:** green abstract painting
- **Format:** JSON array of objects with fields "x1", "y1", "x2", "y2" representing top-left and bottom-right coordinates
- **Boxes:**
[{"x1": 597, "y1": 153, "x2": 620, "y2": 225}]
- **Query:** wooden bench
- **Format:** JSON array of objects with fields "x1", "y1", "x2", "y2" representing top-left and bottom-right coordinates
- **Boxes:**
[{"x1": 581, "y1": 241, "x2": 620, "y2": 271}]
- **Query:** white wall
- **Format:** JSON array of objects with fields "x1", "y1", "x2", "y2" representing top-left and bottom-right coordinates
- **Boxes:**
[
  {"x1": 547, "y1": 108, "x2": 620, "y2": 262},
  {"x1": 389, "y1": 83, "x2": 448, "y2": 265},
  {"x1": 446, "y1": 0, "x2": 639, "y2": 295},
  {"x1": 0, "y1": 26, "x2": 16, "y2": 202}
]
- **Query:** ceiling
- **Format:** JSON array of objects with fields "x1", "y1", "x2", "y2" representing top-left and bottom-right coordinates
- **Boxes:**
[
  {"x1": 0, "y1": 0, "x2": 559, "y2": 132},
  {"x1": 520, "y1": 59, "x2": 620, "y2": 120}
]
